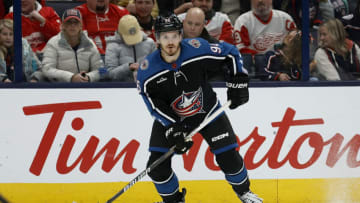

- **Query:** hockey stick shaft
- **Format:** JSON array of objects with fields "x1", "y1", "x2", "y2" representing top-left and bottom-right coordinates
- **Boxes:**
[
  {"x1": 107, "y1": 100, "x2": 231, "y2": 203},
  {"x1": 184, "y1": 100, "x2": 231, "y2": 141}
]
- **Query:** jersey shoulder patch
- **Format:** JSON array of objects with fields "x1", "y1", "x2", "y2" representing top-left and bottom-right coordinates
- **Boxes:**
[
  {"x1": 137, "y1": 50, "x2": 160, "y2": 82},
  {"x1": 181, "y1": 38, "x2": 212, "y2": 60},
  {"x1": 187, "y1": 38, "x2": 202, "y2": 48},
  {"x1": 140, "y1": 59, "x2": 149, "y2": 70},
  {"x1": 137, "y1": 49, "x2": 163, "y2": 80}
]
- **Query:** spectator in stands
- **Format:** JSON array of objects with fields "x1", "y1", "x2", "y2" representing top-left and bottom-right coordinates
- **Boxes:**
[
  {"x1": 265, "y1": 29, "x2": 302, "y2": 81},
  {"x1": 76, "y1": 0, "x2": 129, "y2": 55},
  {"x1": 314, "y1": 18, "x2": 360, "y2": 80},
  {"x1": 329, "y1": 0, "x2": 350, "y2": 18},
  {"x1": 318, "y1": 0, "x2": 336, "y2": 21},
  {"x1": 342, "y1": 0, "x2": 360, "y2": 45},
  {"x1": 132, "y1": 0, "x2": 156, "y2": 41},
  {"x1": 42, "y1": 9, "x2": 104, "y2": 82},
  {"x1": 105, "y1": 15, "x2": 156, "y2": 81},
  {"x1": 174, "y1": 1, "x2": 194, "y2": 14},
  {"x1": 4, "y1": 0, "x2": 61, "y2": 55},
  {"x1": 220, "y1": 0, "x2": 252, "y2": 24},
  {"x1": 183, "y1": 7, "x2": 218, "y2": 43},
  {"x1": 0, "y1": 19, "x2": 42, "y2": 82},
  {"x1": 158, "y1": 0, "x2": 222, "y2": 15},
  {"x1": 124, "y1": 0, "x2": 159, "y2": 18},
  {"x1": 273, "y1": 0, "x2": 324, "y2": 29},
  {"x1": 178, "y1": 0, "x2": 234, "y2": 44},
  {"x1": 234, "y1": 0, "x2": 296, "y2": 55},
  {"x1": 157, "y1": 0, "x2": 194, "y2": 16},
  {"x1": 272, "y1": 0, "x2": 333, "y2": 60},
  {"x1": 2, "y1": 0, "x2": 45, "y2": 18}
]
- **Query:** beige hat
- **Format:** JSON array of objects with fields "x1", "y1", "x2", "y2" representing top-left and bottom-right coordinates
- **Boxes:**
[{"x1": 118, "y1": 15, "x2": 142, "y2": 45}]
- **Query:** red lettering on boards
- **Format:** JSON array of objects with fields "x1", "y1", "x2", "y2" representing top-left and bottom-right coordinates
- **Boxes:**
[
  {"x1": 181, "y1": 108, "x2": 360, "y2": 171},
  {"x1": 23, "y1": 101, "x2": 139, "y2": 176},
  {"x1": 23, "y1": 102, "x2": 360, "y2": 175}
]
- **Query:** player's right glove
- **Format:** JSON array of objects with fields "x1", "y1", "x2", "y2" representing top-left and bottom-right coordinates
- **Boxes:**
[
  {"x1": 165, "y1": 123, "x2": 193, "y2": 154},
  {"x1": 226, "y1": 73, "x2": 249, "y2": 109}
]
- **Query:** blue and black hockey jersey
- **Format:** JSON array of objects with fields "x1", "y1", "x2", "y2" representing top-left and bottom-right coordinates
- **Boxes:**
[{"x1": 136, "y1": 38, "x2": 248, "y2": 128}]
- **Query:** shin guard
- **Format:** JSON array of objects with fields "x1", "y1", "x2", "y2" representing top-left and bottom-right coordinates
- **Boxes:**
[
  {"x1": 147, "y1": 152, "x2": 182, "y2": 202},
  {"x1": 216, "y1": 149, "x2": 250, "y2": 195}
]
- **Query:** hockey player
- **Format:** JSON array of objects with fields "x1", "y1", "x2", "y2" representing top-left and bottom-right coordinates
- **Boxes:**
[{"x1": 136, "y1": 14, "x2": 263, "y2": 203}]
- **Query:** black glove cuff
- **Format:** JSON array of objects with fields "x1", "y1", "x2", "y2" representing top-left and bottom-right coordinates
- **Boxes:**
[
  {"x1": 226, "y1": 74, "x2": 249, "y2": 109},
  {"x1": 226, "y1": 81, "x2": 248, "y2": 89},
  {"x1": 226, "y1": 74, "x2": 249, "y2": 89}
]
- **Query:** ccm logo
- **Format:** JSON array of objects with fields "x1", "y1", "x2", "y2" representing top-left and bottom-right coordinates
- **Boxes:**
[
  {"x1": 226, "y1": 82, "x2": 248, "y2": 88},
  {"x1": 211, "y1": 132, "x2": 229, "y2": 142}
]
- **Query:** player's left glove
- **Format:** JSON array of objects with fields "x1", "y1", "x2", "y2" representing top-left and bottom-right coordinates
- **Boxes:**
[
  {"x1": 226, "y1": 73, "x2": 249, "y2": 109},
  {"x1": 165, "y1": 123, "x2": 193, "y2": 154}
]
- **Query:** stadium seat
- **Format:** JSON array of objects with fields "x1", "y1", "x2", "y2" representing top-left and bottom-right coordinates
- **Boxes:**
[
  {"x1": 242, "y1": 53, "x2": 255, "y2": 79},
  {"x1": 254, "y1": 54, "x2": 268, "y2": 81}
]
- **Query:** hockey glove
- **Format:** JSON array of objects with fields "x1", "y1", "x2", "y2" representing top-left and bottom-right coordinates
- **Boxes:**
[
  {"x1": 165, "y1": 123, "x2": 193, "y2": 154},
  {"x1": 226, "y1": 73, "x2": 249, "y2": 109}
]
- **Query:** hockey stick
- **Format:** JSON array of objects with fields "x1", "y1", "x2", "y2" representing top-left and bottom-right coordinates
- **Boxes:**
[{"x1": 106, "y1": 100, "x2": 232, "y2": 203}]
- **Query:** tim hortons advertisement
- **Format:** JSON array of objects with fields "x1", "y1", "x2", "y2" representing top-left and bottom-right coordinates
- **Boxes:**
[{"x1": 0, "y1": 87, "x2": 359, "y2": 183}]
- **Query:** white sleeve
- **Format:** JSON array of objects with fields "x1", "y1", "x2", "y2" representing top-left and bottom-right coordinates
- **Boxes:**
[
  {"x1": 42, "y1": 39, "x2": 74, "y2": 82},
  {"x1": 233, "y1": 13, "x2": 249, "y2": 50},
  {"x1": 355, "y1": 43, "x2": 360, "y2": 63},
  {"x1": 314, "y1": 48, "x2": 341, "y2": 81},
  {"x1": 177, "y1": 13, "x2": 186, "y2": 22}
]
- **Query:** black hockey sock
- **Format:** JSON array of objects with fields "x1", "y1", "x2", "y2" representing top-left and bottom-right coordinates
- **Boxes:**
[
  {"x1": 215, "y1": 149, "x2": 250, "y2": 194},
  {"x1": 147, "y1": 152, "x2": 182, "y2": 202}
]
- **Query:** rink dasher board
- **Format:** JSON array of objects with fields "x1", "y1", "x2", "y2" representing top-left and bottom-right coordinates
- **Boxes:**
[
  {"x1": 0, "y1": 87, "x2": 359, "y2": 184},
  {"x1": 1, "y1": 178, "x2": 359, "y2": 202}
]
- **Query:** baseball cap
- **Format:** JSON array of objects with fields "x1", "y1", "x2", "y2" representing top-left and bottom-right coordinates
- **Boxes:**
[
  {"x1": 62, "y1": 9, "x2": 82, "y2": 23},
  {"x1": 118, "y1": 15, "x2": 142, "y2": 45}
]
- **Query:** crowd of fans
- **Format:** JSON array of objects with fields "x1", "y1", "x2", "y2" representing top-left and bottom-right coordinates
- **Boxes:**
[{"x1": 0, "y1": 0, "x2": 359, "y2": 83}]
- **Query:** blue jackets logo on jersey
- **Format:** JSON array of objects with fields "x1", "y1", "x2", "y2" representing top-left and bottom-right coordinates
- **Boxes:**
[{"x1": 171, "y1": 87, "x2": 205, "y2": 119}]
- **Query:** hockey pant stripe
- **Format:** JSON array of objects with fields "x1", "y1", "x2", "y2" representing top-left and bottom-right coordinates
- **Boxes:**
[
  {"x1": 149, "y1": 146, "x2": 170, "y2": 153},
  {"x1": 225, "y1": 162, "x2": 248, "y2": 185},
  {"x1": 153, "y1": 171, "x2": 179, "y2": 196},
  {"x1": 212, "y1": 143, "x2": 238, "y2": 155}
]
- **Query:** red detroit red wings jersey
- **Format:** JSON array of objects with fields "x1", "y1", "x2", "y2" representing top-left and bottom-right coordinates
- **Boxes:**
[
  {"x1": 234, "y1": 9, "x2": 296, "y2": 55},
  {"x1": 5, "y1": 4, "x2": 61, "y2": 53},
  {"x1": 76, "y1": 4, "x2": 129, "y2": 54}
]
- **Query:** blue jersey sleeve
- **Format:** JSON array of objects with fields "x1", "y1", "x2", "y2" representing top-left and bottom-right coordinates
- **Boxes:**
[
  {"x1": 182, "y1": 38, "x2": 248, "y2": 77},
  {"x1": 136, "y1": 39, "x2": 249, "y2": 127},
  {"x1": 136, "y1": 51, "x2": 179, "y2": 126}
]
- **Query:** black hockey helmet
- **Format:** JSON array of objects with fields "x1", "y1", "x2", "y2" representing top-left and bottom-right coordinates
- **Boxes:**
[{"x1": 154, "y1": 14, "x2": 182, "y2": 35}]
